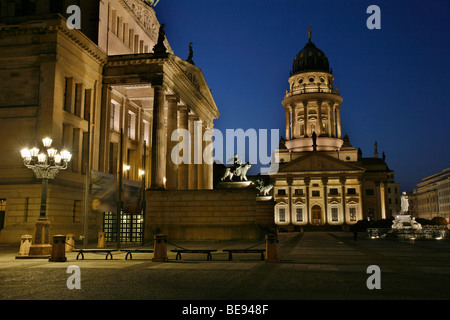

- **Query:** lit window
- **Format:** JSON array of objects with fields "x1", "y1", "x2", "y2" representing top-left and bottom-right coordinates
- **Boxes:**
[
  {"x1": 279, "y1": 208, "x2": 286, "y2": 222},
  {"x1": 331, "y1": 207, "x2": 339, "y2": 221},
  {"x1": 296, "y1": 208, "x2": 303, "y2": 222}
]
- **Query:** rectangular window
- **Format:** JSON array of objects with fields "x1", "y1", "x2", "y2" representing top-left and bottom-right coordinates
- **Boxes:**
[
  {"x1": 347, "y1": 188, "x2": 356, "y2": 195},
  {"x1": 312, "y1": 190, "x2": 320, "y2": 197},
  {"x1": 64, "y1": 77, "x2": 74, "y2": 113},
  {"x1": 331, "y1": 207, "x2": 339, "y2": 221},
  {"x1": 329, "y1": 188, "x2": 338, "y2": 195},
  {"x1": 296, "y1": 208, "x2": 303, "y2": 222},
  {"x1": 84, "y1": 89, "x2": 92, "y2": 121},
  {"x1": 294, "y1": 189, "x2": 303, "y2": 196},
  {"x1": 279, "y1": 208, "x2": 285, "y2": 222},
  {"x1": 73, "y1": 200, "x2": 82, "y2": 223},
  {"x1": 0, "y1": 199, "x2": 6, "y2": 230},
  {"x1": 277, "y1": 189, "x2": 286, "y2": 196},
  {"x1": 349, "y1": 208, "x2": 357, "y2": 221},
  {"x1": 128, "y1": 111, "x2": 136, "y2": 140}
]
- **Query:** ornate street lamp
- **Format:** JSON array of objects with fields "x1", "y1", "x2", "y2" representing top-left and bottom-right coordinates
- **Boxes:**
[{"x1": 19, "y1": 138, "x2": 71, "y2": 257}]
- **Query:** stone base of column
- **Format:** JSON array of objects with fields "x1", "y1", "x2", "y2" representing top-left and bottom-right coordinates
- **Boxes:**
[{"x1": 19, "y1": 220, "x2": 52, "y2": 259}]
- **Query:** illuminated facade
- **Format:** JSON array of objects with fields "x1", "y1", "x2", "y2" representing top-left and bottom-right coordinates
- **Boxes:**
[
  {"x1": 271, "y1": 31, "x2": 400, "y2": 230},
  {"x1": 411, "y1": 167, "x2": 450, "y2": 221},
  {"x1": 0, "y1": 0, "x2": 219, "y2": 243}
]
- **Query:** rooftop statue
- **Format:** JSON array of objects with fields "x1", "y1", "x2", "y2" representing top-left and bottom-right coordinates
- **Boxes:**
[
  {"x1": 153, "y1": 23, "x2": 167, "y2": 54},
  {"x1": 400, "y1": 191, "x2": 409, "y2": 214}
]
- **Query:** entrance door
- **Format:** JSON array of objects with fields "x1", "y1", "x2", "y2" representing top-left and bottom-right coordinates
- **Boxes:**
[{"x1": 311, "y1": 205, "x2": 321, "y2": 225}]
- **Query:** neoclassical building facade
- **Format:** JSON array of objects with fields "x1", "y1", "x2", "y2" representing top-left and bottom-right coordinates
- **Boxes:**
[
  {"x1": 271, "y1": 31, "x2": 400, "y2": 230},
  {"x1": 0, "y1": 0, "x2": 219, "y2": 243}
]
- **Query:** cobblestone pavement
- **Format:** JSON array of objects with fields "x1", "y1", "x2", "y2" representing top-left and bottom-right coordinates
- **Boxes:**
[{"x1": 1, "y1": 232, "x2": 449, "y2": 305}]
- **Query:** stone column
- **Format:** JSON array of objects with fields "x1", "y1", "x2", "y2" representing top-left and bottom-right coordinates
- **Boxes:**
[
  {"x1": 177, "y1": 105, "x2": 189, "y2": 189},
  {"x1": 336, "y1": 105, "x2": 342, "y2": 139},
  {"x1": 322, "y1": 177, "x2": 328, "y2": 224},
  {"x1": 357, "y1": 178, "x2": 364, "y2": 221},
  {"x1": 379, "y1": 182, "x2": 386, "y2": 219},
  {"x1": 327, "y1": 102, "x2": 332, "y2": 137},
  {"x1": 303, "y1": 102, "x2": 308, "y2": 137},
  {"x1": 331, "y1": 104, "x2": 336, "y2": 138},
  {"x1": 340, "y1": 177, "x2": 347, "y2": 224},
  {"x1": 188, "y1": 114, "x2": 198, "y2": 189},
  {"x1": 304, "y1": 177, "x2": 310, "y2": 223},
  {"x1": 195, "y1": 119, "x2": 204, "y2": 189},
  {"x1": 284, "y1": 107, "x2": 290, "y2": 140},
  {"x1": 292, "y1": 104, "x2": 299, "y2": 139},
  {"x1": 165, "y1": 95, "x2": 179, "y2": 190},
  {"x1": 151, "y1": 85, "x2": 166, "y2": 189},
  {"x1": 203, "y1": 122, "x2": 214, "y2": 190},
  {"x1": 318, "y1": 101, "x2": 323, "y2": 136}
]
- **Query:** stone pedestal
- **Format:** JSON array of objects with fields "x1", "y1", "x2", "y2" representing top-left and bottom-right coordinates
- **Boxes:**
[
  {"x1": 97, "y1": 232, "x2": 106, "y2": 248},
  {"x1": 152, "y1": 234, "x2": 168, "y2": 262},
  {"x1": 27, "y1": 220, "x2": 52, "y2": 258},
  {"x1": 49, "y1": 234, "x2": 67, "y2": 262},
  {"x1": 65, "y1": 234, "x2": 75, "y2": 252},
  {"x1": 265, "y1": 234, "x2": 279, "y2": 263},
  {"x1": 16, "y1": 234, "x2": 33, "y2": 258}
]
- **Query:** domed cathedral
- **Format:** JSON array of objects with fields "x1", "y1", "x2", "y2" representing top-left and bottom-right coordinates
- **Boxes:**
[{"x1": 270, "y1": 28, "x2": 401, "y2": 231}]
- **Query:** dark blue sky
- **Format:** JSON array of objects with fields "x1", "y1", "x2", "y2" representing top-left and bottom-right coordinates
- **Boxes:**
[{"x1": 155, "y1": 0, "x2": 450, "y2": 192}]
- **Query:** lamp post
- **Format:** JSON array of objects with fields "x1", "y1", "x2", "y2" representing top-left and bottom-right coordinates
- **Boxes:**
[{"x1": 20, "y1": 138, "x2": 72, "y2": 257}]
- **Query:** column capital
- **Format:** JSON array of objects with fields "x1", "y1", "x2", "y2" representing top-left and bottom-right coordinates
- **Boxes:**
[
  {"x1": 178, "y1": 104, "x2": 188, "y2": 111},
  {"x1": 166, "y1": 94, "x2": 180, "y2": 103}
]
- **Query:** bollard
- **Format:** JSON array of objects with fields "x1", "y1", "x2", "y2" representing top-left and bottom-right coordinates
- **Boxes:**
[
  {"x1": 49, "y1": 234, "x2": 67, "y2": 262},
  {"x1": 152, "y1": 234, "x2": 168, "y2": 262},
  {"x1": 16, "y1": 235, "x2": 33, "y2": 257},
  {"x1": 65, "y1": 234, "x2": 75, "y2": 252},
  {"x1": 265, "y1": 234, "x2": 279, "y2": 263},
  {"x1": 97, "y1": 232, "x2": 106, "y2": 248}
]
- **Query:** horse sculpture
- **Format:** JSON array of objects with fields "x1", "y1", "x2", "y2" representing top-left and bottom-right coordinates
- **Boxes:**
[{"x1": 221, "y1": 162, "x2": 251, "y2": 181}]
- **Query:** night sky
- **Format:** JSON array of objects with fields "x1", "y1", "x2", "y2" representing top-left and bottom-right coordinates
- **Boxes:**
[{"x1": 154, "y1": 0, "x2": 450, "y2": 192}]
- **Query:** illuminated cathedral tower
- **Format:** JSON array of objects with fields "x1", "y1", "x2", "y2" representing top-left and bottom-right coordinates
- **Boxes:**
[
  {"x1": 282, "y1": 26, "x2": 344, "y2": 153},
  {"x1": 270, "y1": 28, "x2": 400, "y2": 231}
]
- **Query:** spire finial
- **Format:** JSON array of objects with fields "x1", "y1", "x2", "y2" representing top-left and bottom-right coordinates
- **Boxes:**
[{"x1": 308, "y1": 23, "x2": 312, "y2": 41}]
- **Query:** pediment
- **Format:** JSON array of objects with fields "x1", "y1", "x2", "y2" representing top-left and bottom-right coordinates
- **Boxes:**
[{"x1": 276, "y1": 151, "x2": 365, "y2": 174}]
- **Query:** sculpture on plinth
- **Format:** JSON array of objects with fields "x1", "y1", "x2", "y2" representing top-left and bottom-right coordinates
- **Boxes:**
[
  {"x1": 391, "y1": 191, "x2": 422, "y2": 230},
  {"x1": 221, "y1": 154, "x2": 251, "y2": 181},
  {"x1": 255, "y1": 179, "x2": 273, "y2": 196},
  {"x1": 152, "y1": 23, "x2": 167, "y2": 54}
]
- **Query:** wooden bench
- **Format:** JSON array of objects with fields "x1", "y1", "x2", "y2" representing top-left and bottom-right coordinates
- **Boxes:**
[
  {"x1": 72, "y1": 249, "x2": 118, "y2": 260},
  {"x1": 123, "y1": 249, "x2": 154, "y2": 260},
  {"x1": 170, "y1": 249, "x2": 217, "y2": 261},
  {"x1": 222, "y1": 249, "x2": 266, "y2": 261}
]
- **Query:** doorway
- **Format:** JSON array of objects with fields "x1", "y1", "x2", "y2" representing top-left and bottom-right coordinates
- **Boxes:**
[{"x1": 311, "y1": 205, "x2": 322, "y2": 225}]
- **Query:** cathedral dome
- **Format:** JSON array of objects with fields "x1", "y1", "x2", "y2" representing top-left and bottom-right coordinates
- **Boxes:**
[{"x1": 292, "y1": 39, "x2": 330, "y2": 75}]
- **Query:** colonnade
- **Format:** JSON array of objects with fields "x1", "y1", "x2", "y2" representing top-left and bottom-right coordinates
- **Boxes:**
[
  {"x1": 151, "y1": 86, "x2": 214, "y2": 190},
  {"x1": 284, "y1": 100, "x2": 341, "y2": 140}
]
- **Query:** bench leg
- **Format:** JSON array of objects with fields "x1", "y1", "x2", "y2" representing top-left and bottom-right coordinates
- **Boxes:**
[
  {"x1": 76, "y1": 252, "x2": 84, "y2": 260},
  {"x1": 228, "y1": 252, "x2": 232, "y2": 261},
  {"x1": 176, "y1": 252, "x2": 181, "y2": 260},
  {"x1": 207, "y1": 253, "x2": 212, "y2": 261},
  {"x1": 125, "y1": 252, "x2": 132, "y2": 260},
  {"x1": 260, "y1": 252, "x2": 264, "y2": 261},
  {"x1": 106, "y1": 252, "x2": 112, "y2": 260}
]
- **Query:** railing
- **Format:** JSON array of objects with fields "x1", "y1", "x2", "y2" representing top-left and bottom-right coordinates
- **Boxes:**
[
  {"x1": 285, "y1": 86, "x2": 340, "y2": 98},
  {"x1": 367, "y1": 228, "x2": 449, "y2": 239}
]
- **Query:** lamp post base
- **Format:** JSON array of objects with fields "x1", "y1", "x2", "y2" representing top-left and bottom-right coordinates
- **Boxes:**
[{"x1": 27, "y1": 220, "x2": 52, "y2": 258}]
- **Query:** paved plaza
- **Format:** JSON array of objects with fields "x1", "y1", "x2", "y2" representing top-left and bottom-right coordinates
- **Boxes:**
[{"x1": 1, "y1": 232, "x2": 449, "y2": 302}]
